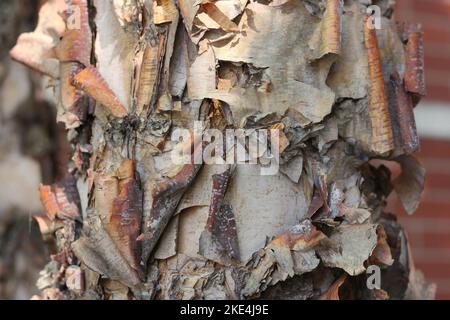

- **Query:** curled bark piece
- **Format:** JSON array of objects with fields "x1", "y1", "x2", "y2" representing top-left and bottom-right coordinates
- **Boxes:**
[
  {"x1": 308, "y1": 0, "x2": 342, "y2": 60},
  {"x1": 269, "y1": 124, "x2": 290, "y2": 154},
  {"x1": 59, "y1": 62, "x2": 90, "y2": 128},
  {"x1": 54, "y1": 1, "x2": 93, "y2": 128},
  {"x1": 319, "y1": 274, "x2": 347, "y2": 300},
  {"x1": 271, "y1": 221, "x2": 325, "y2": 251},
  {"x1": 39, "y1": 186, "x2": 61, "y2": 220},
  {"x1": 199, "y1": 2, "x2": 239, "y2": 33},
  {"x1": 112, "y1": 0, "x2": 140, "y2": 28},
  {"x1": 168, "y1": 25, "x2": 189, "y2": 97},
  {"x1": 393, "y1": 155, "x2": 425, "y2": 215},
  {"x1": 317, "y1": 223, "x2": 378, "y2": 276},
  {"x1": 73, "y1": 66, "x2": 128, "y2": 118},
  {"x1": 72, "y1": 217, "x2": 141, "y2": 288},
  {"x1": 34, "y1": 215, "x2": 64, "y2": 236},
  {"x1": 142, "y1": 163, "x2": 202, "y2": 263},
  {"x1": 311, "y1": 163, "x2": 330, "y2": 213},
  {"x1": 55, "y1": 0, "x2": 92, "y2": 66},
  {"x1": 153, "y1": 0, "x2": 179, "y2": 24},
  {"x1": 326, "y1": 0, "x2": 369, "y2": 99},
  {"x1": 364, "y1": 17, "x2": 394, "y2": 155},
  {"x1": 208, "y1": 169, "x2": 232, "y2": 225},
  {"x1": 200, "y1": 204, "x2": 240, "y2": 265},
  {"x1": 403, "y1": 24, "x2": 426, "y2": 99},
  {"x1": 33, "y1": 215, "x2": 63, "y2": 256},
  {"x1": 199, "y1": 168, "x2": 240, "y2": 264},
  {"x1": 391, "y1": 72, "x2": 419, "y2": 154},
  {"x1": 342, "y1": 207, "x2": 371, "y2": 225},
  {"x1": 95, "y1": 160, "x2": 144, "y2": 278},
  {"x1": 370, "y1": 226, "x2": 394, "y2": 266},
  {"x1": 307, "y1": 190, "x2": 325, "y2": 218},
  {"x1": 142, "y1": 137, "x2": 204, "y2": 264},
  {"x1": 39, "y1": 176, "x2": 82, "y2": 221},
  {"x1": 196, "y1": 0, "x2": 246, "y2": 30},
  {"x1": 136, "y1": 35, "x2": 166, "y2": 114},
  {"x1": 280, "y1": 154, "x2": 303, "y2": 184},
  {"x1": 269, "y1": 0, "x2": 291, "y2": 6},
  {"x1": 242, "y1": 220, "x2": 325, "y2": 297},
  {"x1": 177, "y1": 0, "x2": 199, "y2": 33}
]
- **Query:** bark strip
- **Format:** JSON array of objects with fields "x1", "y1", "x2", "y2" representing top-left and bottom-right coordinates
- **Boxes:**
[
  {"x1": 404, "y1": 27, "x2": 426, "y2": 98},
  {"x1": 364, "y1": 17, "x2": 394, "y2": 155},
  {"x1": 73, "y1": 65, "x2": 128, "y2": 118}
]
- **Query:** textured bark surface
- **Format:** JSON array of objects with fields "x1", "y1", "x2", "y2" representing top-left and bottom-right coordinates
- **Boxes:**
[{"x1": 10, "y1": 0, "x2": 436, "y2": 300}]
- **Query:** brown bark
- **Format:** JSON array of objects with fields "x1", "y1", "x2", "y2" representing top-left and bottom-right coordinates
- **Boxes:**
[{"x1": 9, "y1": 0, "x2": 436, "y2": 300}]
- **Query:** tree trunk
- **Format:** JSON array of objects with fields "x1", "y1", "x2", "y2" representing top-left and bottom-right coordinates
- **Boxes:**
[{"x1": 11, "y1": 0, "x2": 435, "y2": 300}]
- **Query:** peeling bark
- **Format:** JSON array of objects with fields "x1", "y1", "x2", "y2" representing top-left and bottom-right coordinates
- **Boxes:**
[
  {"x1": 364, "y1": 17, "x2": 394, "y2": 155},
  {"x1": 11, "y1": 0, "x2": 435, "y2": 300}
]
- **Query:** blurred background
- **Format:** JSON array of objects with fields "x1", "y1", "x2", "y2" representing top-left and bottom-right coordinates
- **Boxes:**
[
  {"x1": 389, "y1": 0, "x2": 450, "y2": 300},
  {"x1": 0, "y1": 0, "x2": 69, "y2": 299},
  {"x1": 0, "y1": 0, "x2": 449, "y2": 299}
]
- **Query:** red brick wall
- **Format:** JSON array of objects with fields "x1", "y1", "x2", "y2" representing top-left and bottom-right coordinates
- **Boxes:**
[
  {"x1": 387, "y1": 139, "x2": 450, "y2": 299},
  {"x1": 392, "y1": 0, "x2": 450, "y2": 300},
  {"x1": 395, "y1": 0, "x2": 450, "y2": 101}
]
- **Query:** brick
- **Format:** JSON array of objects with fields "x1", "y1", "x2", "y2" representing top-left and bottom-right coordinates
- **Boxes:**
[
  {"x1": 422, "y1": 278, "x2": 450, "y2": 295},
  {"x1": 422, "y1": 172, "x2": 450, "y2": 190},
  {"x1": 399, "y1": 217, "x2": 450, "y2": 234},
  {"x1": 404, "y1": 230, "x2": 424, "y2": 248},
  {"x1": 407, "y1": 248, "x2": 450, "y2": 264},
  {"x1": 424, "y1": 74, "x2": 450, "y2": 98},
  {"x1": 423, "y1": 232, "x2": 450, "y2": 248},
  {"x1": 394, "y1": 1, "x2": 414, "y2": 20},
  {"x1": 419, "y1": 189, "x2": 450, "y2": 206},
  {"x1": 411, "y1": 0, "x2": 450, "y2": 20},
  {"x1": 418, "y1": 139, "x2": 450, "y2": 159},
  {"x1": 423, "y1": 84, "x2": 450, "y2": 102},
  {"x1": 419, "y1": 158, "x2": 450, "y2": 175},
  {"x1": 414, "y1": 262, "x2": 450, "y2": 279},
  {"x1": 424, "y1": 42, "x2": 450, "y2": 60},
  {"x1": 388, "y1": 191, "x2": 450, "y2": 221},
  {"x1": 436, "y1": 292, "x2": 450, "y2": 300},
  {"x1": 422, "y1": 25, "x2": 450, "y2": 45},
  {"x1": 425, "y1": 56, "x2": 450, "y2": 73},
  {"x1": 425, "y1": 70, "x2": 450, "y2": 87},
  {"x1": 411, "y1": 200, "x2": 450, "y2": 219}
]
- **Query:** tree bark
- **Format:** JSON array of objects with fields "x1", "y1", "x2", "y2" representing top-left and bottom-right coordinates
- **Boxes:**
[
  {"x1": 0, "y1": 0, "x2": 70, "y2": 299},
  {"x1": 11, "y1": 0, "x2": 435, "y2": 300}
]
